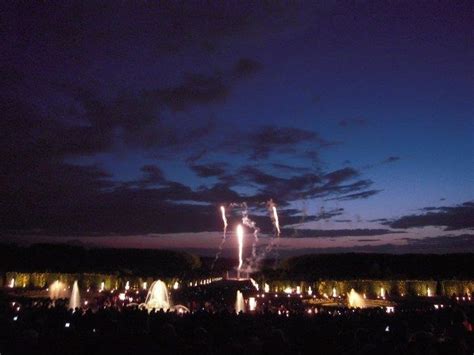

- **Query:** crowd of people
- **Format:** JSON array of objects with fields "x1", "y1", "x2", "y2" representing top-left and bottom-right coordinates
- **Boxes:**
[{"x1": 0, "y1": 295, "x2": 472, "y2": 355}]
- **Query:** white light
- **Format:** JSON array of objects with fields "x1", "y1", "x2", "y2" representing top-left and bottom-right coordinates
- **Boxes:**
[
  {"x1": 386, "y1": 307, "x2": 395, "y2": 313},
  {"x1": 296, "y1": 286, "x2": 301, "y2": 294},
  {"x1": 284, "y1": 287, "x2": 292, "y2": 294},
  {"x1": 118, "y1": 293, "x2": 126, "y2": 301},
  {"x1": 264, "y1": 283, "x2": 270, "y2": 293},
  {"x1": 65, "y1": 323, "x2": 70, "y2": 328},
  {"x1": 173, "y1": 281, "x2": 179, "y2": 290},
  {"x1": 125, "y1": 281, "x2": 130, "y2": 291},
  {"x1": 249, "y1": 297, "x2": 257, "y2": 311},
  {"x1": 236, "y1": 224, "x2": 244, "y2": 270},
  {"x1": 13, "y1": 316, "x2": 18, "y2": 321},
  {"x1": 307, "y1": 287, "x2": 313, "y2": 296}
]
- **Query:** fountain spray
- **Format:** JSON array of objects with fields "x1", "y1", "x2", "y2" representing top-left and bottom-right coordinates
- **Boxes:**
[
  {"x1": 211, "y1": 205, "x2": 228, "y2": 270},
  {"x1": 241, "y1": 202, "x2": 259, "y2": 259},
  {"x1": 272, "y1": 205, "x2": 281, "y2": 236},
  {"x1": 237, "y1": 224, "x2": 244, "y2": 278},
  {"x1": 221, "y1": 205, "x2": 228, "y2": 229}
]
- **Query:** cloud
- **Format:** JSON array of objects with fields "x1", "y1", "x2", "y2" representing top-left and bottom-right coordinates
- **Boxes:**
[
  {"x1": 233, "y1": 58, "x2": 263, "y2": 78},
  {"x1": 338, "y1": 117, "x2": 368, "y2": 127},
  {"x1": 385, "y1": 201, "x2": 474, "y2": 230},
  {"x1": 190, "y1": 163, "x2": 228, "y2": 178},
  {"x1": 279, "y1": 234, "x2": 474, "y2": 255},
  {"x1": 271, "y1": 163, "x2": 311, "y2": 173},
  {"x1": 323, "y1": 167, "x2": 358, "y2": 185},
  {"x1": 314, "y1": 207, "x2": 345, "y2": 221},
  {"x1": 225, "y1": 125, "x2": 326, "y2": 160},
  {"x1": 383, "y1": 156, "x2": 400, "y2": 163},
  {"x1": 152, "y1": 73, "x2": 230, "y2": 112},
  {"x1": 140, "y1": 165, "x2": 166, "y2": 185},
  {"x1": 362, "y1": 156, "x2": 401, "y2": 170},
  {"x1": 327, "y1": 189, "x2": 382, "y2": 201},
  {"x1": 281, "y1": 229, "x2": 404, "y2": 238}
]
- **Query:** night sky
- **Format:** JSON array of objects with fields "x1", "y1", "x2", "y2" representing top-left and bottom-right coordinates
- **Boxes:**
[{"x1": 1, "y1": 1, "x2": 473, "y2": 255}]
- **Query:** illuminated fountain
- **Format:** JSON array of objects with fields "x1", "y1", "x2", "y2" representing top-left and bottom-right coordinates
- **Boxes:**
[
  {"x1": 264, "y1": 283, "x2": 270, "y2": 293},
  {"x1": 49, "y1": 280, "x2": 67, "y2": 300},
  {"x1": 347, "y1": 289, "x2": 366, "y2": 308},
  {"x1": 144, "y1": 280, "x2": 170, "y2": 311},
  {"x1": 69, "y1": 281, "x2": 81, "y2": 309},
  {"x1": 249, "y1": 297, "x2": 257, "y2": 311},
  {"x1": 236, "y1": 224, "x2": 244, "y2": 279},
  {"x1": 235, "y1": 290, "x2": 245, "y2": 313}
]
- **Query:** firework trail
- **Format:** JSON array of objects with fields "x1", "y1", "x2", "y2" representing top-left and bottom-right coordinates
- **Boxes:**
[
  {"x1": 272, "y1": 205, "x2": 280, "y2": 236},
  {"x1": 211, "y1": 205, "x2": 228, "y2": 270},
  {"x1": 268, "y1": 200, "x2": 281, "y2": 267},
  {"x1": 241, "y1": 202, "x2": 260, "y2": 260},
  {"x1": 236, "y1": 224, "x2": 244, "y2": 271}
]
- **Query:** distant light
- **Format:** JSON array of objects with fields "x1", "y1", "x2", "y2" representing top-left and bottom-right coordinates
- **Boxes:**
[
  {"x1": 13, "y1": 316, "x2": 18, "y2": 321},
  {"x1": 119, "y1": 293, "x2": 126, "y2": 301},
  {"x1": 386, "y1": 307, "x2": 395, "y2": 313},
  {"x1": 65, "y1": 323, "x2": 70, "y2": 328},
  {"x1": 249, "y1": 297, "x2": 257, "y2": 311},
  {"x1": 173, "y1": 281, "x2": 179, "y2": 290}
]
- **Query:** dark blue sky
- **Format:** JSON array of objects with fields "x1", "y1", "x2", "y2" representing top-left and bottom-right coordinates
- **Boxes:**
[{"x1": 1, "y1": 1, "x2": 473, "y2": 254}]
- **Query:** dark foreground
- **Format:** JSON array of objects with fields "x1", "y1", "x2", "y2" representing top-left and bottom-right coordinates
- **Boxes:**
[{"x1": 1, "y1": 302, "x2": 473, "y2": 355}]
